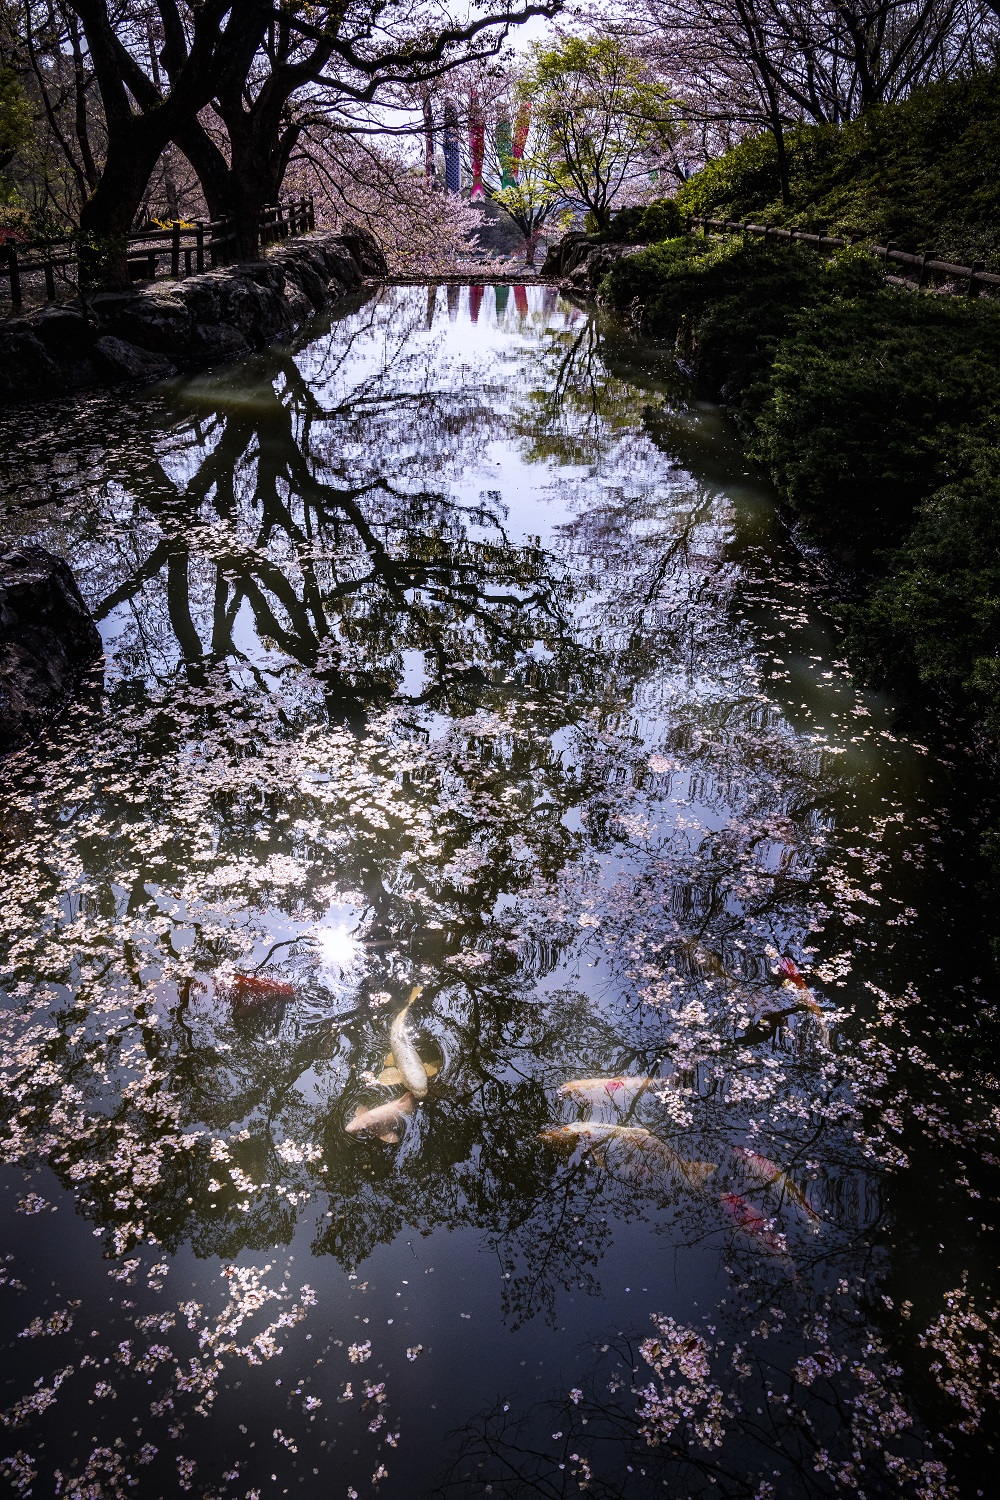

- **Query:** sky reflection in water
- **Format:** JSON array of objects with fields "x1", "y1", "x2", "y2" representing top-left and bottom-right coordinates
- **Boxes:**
[{"x1": 0, "y1": 284, "x2": 996, "y2": 1499}]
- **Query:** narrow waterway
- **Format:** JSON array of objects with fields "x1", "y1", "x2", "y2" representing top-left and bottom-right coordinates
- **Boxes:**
[{"x1": 0, "y1": 284, "x2": 996, "y2": 1499}]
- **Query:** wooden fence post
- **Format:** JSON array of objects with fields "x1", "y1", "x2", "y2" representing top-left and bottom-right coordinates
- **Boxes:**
[
  {"x1": 7, "y1": 243, "x2": 21, "y2": 307},
  {"x1": 308, "y1": 194, "x2": 315, "y2": 230},
  {"x1": 44, "y1": 259, "x2": 55, "y2": 300},
  {"x1": 968, "y1": 260, "x2": 985, "y2": 299},
  {"x1": 196, "y1": 221, "x2": 205, "y2": 272},
  {"x1": 170, "y1": 221, "x2": 181, "y2": 278},
  {"x1": 918, "y1": 251, "x2": 935, "y2": 290}
]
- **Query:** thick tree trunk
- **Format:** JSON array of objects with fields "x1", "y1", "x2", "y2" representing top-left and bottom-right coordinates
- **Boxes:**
[{"x1": 78, "y1": 134, "x2": 164, "y2": 288}]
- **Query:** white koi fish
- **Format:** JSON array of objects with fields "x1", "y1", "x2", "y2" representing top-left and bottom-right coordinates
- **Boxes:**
[
  {"x1": 388, "y1": 985, "x2": 428, "y2": 1098},
  {"x1": 345, "y1": 1093, "x2": 414, "y2": 1144}
]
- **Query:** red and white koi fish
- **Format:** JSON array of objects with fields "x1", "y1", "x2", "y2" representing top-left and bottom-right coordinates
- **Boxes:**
[
  {"x1": 345, "y1": 1093, "x2": 414, "y2": 1144},
  {"x1": 776, "y1": 957, "x2": 822, "y2": 1015},
  {"x1": 733, "y1": 1147, "x2": 820, "y2": 1221},
  {"x1": 719, "y1": 1191, "x2": 786, "y2": 1253},
  {"x1": 557, "y1": 1077, "x2": 656, "y2": 1105}
]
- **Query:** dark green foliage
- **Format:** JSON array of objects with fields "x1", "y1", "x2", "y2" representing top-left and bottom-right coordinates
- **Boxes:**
[
  {"x1": 676, "y1": 68, "x2": 1000, "y2": 267},
  {"x1": 600, "y1": 223, "x2": 1000, "y2": 760},
  {"x1": 851, "y1": 438, "x2": 1000, "y2": 734},
  {"x1": 594, "y1": 197, "x2": 685, "y2": 245},
  {"x1": 638, "y1": 198, "x2": 683, "y2": 242},
  {"x1": 604, "y1": 236, "x2": 877, "y2": 413},
  {"x1": 755, "y1": 294, "x2": 1000, "y2": 556}
]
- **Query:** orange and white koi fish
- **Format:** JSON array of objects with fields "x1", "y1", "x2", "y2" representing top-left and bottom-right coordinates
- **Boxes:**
[
  {"x1": 345, "y1": 1094, "x2": 414, "y2": 1144},
  {"x1": 733, "y1": 1147, "x2": 820, "y2": 1221},
  {"x1": 719, "y1": 1191, "x2": 785, "y2": 1253}
]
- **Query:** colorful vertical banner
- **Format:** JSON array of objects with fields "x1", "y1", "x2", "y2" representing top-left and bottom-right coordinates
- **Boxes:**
[
  {"x1": 470, "y1": 284, "x2": 484, "y2": 323},
  {"x1": 469, "y1": 90, "x2": 485, "y2": 201},
  {"x1": 512, "y1": 103, "x2": 531, "y2": 182},
  {"x1": 422, "y1": 91, "x2": 435, "y2": 182},
  {"x1": 443, "y1": 98, "x2": 461, "y2": 194},
  {"x1": 496, "y1": 114, "x2": 515, "y2": 189}
]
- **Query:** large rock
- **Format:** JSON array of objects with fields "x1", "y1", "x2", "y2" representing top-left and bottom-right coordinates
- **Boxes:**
[
  {"x1": 0, "y1": 546, "x2": 103, "y2": 753},
  {"x1": 337, "y1": 223, "x2": 388, "y2": 278},
  {"x1": 0, "y1": 328, "x2": 63, "y2": 401},
  {"x1": 541, "y1": 233, "x2": 638, "y2": 291},
  {"x1": 110, "y1": 291, "x2": 194, "y2": 353},
  {"x1": 92, "y1": 335, "x2": 177, "y2": 383}
]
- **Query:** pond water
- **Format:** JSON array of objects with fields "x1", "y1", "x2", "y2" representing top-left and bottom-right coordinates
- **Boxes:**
[{"x1": 0, "y1": 284, "x2": 997, "y2": 1500}]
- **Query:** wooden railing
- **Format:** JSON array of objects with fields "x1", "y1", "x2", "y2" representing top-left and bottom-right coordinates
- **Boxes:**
[
  {"x1": 1, "y1": 194, "x2": 315, "y2": 309},
  {"x1": 686, "y1": 215, "x2": 1000, "y2": 299}
]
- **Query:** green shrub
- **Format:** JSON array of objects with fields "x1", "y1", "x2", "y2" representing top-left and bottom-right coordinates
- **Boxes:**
[
  {"x1": 604, "y1": 237, "x2": 880, "y2": 414},
  {"x1": 850, "y1": 436, "x2": 1000, "y2": 732},
  {"x1": 675, "y1": 68, "x2": 1000, "y2": 267},
  {"x1": 640, "y1": 198, "x2": 683, "y2": 242},
  {"x1": 595, "y1": 197, "x2": 685, "y2": 244},
  {"x1": 754, "y1": 293, "x2": 1000, "y2": 555}
]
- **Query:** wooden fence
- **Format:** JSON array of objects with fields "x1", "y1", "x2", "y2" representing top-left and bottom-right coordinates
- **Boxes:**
[
  {"x1": 686, "y1": 215, "x2": 1000, "y2": 299},
  {"x1": 2, "y1": 194, "x2": 315, "y2": 309}
]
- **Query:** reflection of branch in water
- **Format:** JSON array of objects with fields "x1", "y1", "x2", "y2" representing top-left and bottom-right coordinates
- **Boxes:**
[{"x1": 434, "y1": 1305, "x2": 951, "y2": 1500}]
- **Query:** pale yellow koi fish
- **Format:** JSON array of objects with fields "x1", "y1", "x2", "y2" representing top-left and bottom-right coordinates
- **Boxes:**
[
  {"x1": 377, "y1": 1062, "x2": 439, "y2": 1087},
  {"x1": 388, "y1": 985, "x2": 429, "y2": 1098},
  {"x1": 345, "y1": 1093, "x2": 414, "y2": 1144},
  {"x1": 541, "y1": 1122, "x2": 715, "y2": 1189}
]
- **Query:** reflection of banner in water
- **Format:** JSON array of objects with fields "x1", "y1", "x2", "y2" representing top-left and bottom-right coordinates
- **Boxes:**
[
  {"x1": 494, "y1": 284, "x2": 510, "y2": 316},
  {"x1": 514, "y1": 285, "x2": 528, "y2": 318},
  {"x1": 469, "y1": 91, "x2": 485, "y2": 201},
  {"x1": 443, "y1": 97, "x2": 461, "y2": 194},
  {"x1": 512, "y1": 103, "x2": 531, "y2": 181},
  {"x1": 470, "y1": 284, "x2": 484, "y2": 323},
  {"x1": 496, "y1": 114, "x2": 514, "y2": 189},
  {"x1": 422, "y1": 91, "x2": 435, "y2": 181}
]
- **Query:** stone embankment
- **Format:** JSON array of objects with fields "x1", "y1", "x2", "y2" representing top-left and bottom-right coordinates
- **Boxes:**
[
  {"x1": 0, "y1": 227, "x2": 387, "y2": 406},
  {"x1": 0, "y1": 545, "x2": 103, "y2": 752},
  {"x1": 541, "y1": 234, "x2": 642, "y2": 293}
]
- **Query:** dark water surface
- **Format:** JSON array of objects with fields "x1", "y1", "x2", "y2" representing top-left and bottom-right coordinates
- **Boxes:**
[{"x1": 0, "y1": 285, "x2": 997, "y2": 1499}]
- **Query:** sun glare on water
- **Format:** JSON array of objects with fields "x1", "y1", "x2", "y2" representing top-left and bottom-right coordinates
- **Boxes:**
[{"x1": 313, "y1": 920, "x2": 362, "y2": 977}]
